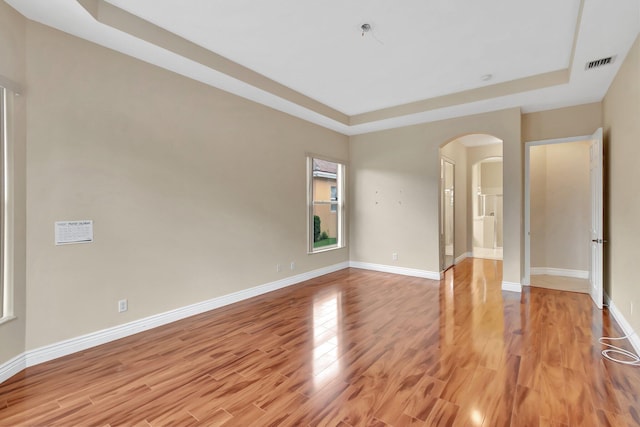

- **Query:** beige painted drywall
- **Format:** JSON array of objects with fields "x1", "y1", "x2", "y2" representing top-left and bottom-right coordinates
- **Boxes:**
[
  {"x1": 522, "y1": 102, "x2": 602, "y2": 142},
  {"x1": 530, "y1": 142, "x2": 590, "y2": 272},
  {"x1": 440, "y1": 140, "x2": 468, "y2": 261},
  {"x1": 480, "y1": 161, "x2": 502, "y2": 192},
  {"x1": 24, "y1": 22, "x2": 349, "y2": 350},
  {"x1": 0, "y1": 1, "x2": 27, "y2": 367},
  {"x1": 349, "y1": 108, "x2": 521, "y2": 283},
  {"x1": 603, "y1": 33, "x2": 640, "y2": 334},
  {"x1": 529, "y1": 145, "x2": 547, "y2": 268}
]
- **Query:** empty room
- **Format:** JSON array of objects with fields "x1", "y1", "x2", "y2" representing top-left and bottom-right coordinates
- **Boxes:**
[{"x1": 1, "y1": 0, "x2": 639, "y2": 425}]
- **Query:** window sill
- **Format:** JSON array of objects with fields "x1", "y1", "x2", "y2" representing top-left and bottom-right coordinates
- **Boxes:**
[
  {"x1": 309, "y1": 245, "x2": 345, "y2": 254},
  {"x1": 0, "y1": 315, "x2": 16, "y2": 326}
]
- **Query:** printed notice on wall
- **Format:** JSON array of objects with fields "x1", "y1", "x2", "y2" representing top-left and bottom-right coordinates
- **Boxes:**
[{"x1": 55, "y1": 220, "x2": 93, "y2": 245}]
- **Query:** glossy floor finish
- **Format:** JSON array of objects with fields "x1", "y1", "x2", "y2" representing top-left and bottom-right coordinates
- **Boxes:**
[{"x1": 1, "y1": 259, "x2": 639, "y2": 426}]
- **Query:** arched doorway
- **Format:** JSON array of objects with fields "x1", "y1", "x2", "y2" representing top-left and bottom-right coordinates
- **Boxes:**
[{"x1": 439, "y1": 134, "x2": 503, "y2": 272}]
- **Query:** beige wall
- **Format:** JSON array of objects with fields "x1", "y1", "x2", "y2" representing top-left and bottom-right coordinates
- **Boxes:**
[
  {"x1": 529, "y1": 145, "x2": 547, "y2": 268},
  {"x1": 0, "y1": 2, "x2": 27, "y2": 367},
  {"x1": 23, "y1": 22, "x2": 348, "y2": 350},
  {"x1": 530, "y1": 142, "x2": 590, "y2": 272},
  {"x1": 603, "y1": 34, "x2": 640, "y2": 334},
  {"x1": 350, "y1": 108, "x2": 521, "y2": 283},
  {"x1": 522, "y1": 102, "x2": 602, "y2": 142},
  {"x1": 480, "y1": 161, "x2": 503, "y2": 192}
]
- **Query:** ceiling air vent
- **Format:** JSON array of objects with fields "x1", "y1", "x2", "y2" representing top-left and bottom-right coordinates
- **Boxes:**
[{"x1": 585, "y1": 56, "x2": 616, "y2": 70}]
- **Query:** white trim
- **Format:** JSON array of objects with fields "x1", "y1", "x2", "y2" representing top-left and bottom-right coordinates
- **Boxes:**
[
  {"x1": 502, "y1": 281, "x2": 522, "y2": 293},
  {"x1": 525, "y1": 135, "x2": 593, "y2": 147},
  {"x1": 439, "y1": 157, "x2": 455, "y2": 271},
  {"x1": 349, "y1": 261, "x2": 441, "y2": 281},
  {"x1": 0, "y1": 76, "x2": 23, "y2": 96},
  {"x1": 0, "y1": 315, "x2": 16, "y2": 326},
  {"x1": 1, "y1": 88, "x2": 16, "y2": 322},
  {"x1": 308, "y1": 156, "x2": 346, "y2": 254},
  {"x1": 530, "y1": 267, "x2": 589, "y2": 279},
  {"x1": 607, "y1": 300, "x2": 640, "y2": 356},
  {"x1": 455, "y1": 252, "x2": 472, "y2": 264},
  {"x1": 523, "y1": 134, "x2": 592, "y2": 286},
  {"x1": 0, "y1": 262, "x2": 349, "y2": 380},
  {"x1": 0, "y1": 352, "x2": 25, "y2": 384}
]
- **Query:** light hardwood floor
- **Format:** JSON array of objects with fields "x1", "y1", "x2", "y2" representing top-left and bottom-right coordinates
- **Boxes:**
[{"x1": 0, "y1": 258, "x2": 638, "y2": 426}]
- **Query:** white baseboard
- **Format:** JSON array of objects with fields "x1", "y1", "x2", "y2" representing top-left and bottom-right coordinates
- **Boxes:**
[
  {"x1": 0, "y1": 262, "x2": 349, "y2": 383},
  {"x1": 0, "y1": 353, "x2": 26, "y2": 385},
  {"x1": 502, "y1": 281, "x2": 522, "y2": 293},
  {"x1": 455, "y1": 252, "x2": 472, "y2": 264},
  {"x1": 530, "y1": 267, "x2": 589, "y2": 279},
  {"x1": 349, "y1": 261, "x2": 441, "y2": 281},
  {"x1": 607, "y1": 300, "x2": 640, "y2": 356}
]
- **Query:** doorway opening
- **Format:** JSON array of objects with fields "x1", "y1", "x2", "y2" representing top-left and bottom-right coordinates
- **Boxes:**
[
  {"x1": 472, "y1": 157, "x2": 503, "y2": 260},
  {"x1": 439, "y1": 134, "x2": 503, "y2": 273},
  {"x1": 524, "y1": 129, "x2": 604, "y2": 308}
]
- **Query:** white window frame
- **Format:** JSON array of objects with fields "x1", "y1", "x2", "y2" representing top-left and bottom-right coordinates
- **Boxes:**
[
  {"x1": 330, "y1": 186, "x2": 337, "y2": 212},
  {"x1": 0, "y1": 86, "x2": 15, "y2": 325},
  {"x1": 307, "y1": 156, "x2": 346, "y2": 253}
]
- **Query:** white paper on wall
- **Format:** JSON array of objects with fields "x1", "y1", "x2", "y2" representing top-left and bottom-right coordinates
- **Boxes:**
[{"x1": 55, "y1": 220, "x2": 93, "y2": 245}]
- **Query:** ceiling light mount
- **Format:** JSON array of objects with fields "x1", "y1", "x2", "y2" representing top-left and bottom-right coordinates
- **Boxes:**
[{"x1": 361, "y1": 23, "x2": 371, "y2": 36}]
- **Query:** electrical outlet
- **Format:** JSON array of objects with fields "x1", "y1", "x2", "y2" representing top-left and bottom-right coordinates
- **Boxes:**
[
  {"x1": 276, "y1": 263, "x2": 281, "y2": 272},
  {"x1": 290, "y1": 261, "x2": 295, "y2": 271},
  {"x1": 118, "y1": 299, "x2": 128, "y2": 313},
  {"x1": 392, "y1": 252, "x2": 398, "y2": 261}
]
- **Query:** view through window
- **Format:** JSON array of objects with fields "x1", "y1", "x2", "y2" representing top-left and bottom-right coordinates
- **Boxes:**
[{"x1": 309, "y1": 158, "x2": 344, "y2": 252}]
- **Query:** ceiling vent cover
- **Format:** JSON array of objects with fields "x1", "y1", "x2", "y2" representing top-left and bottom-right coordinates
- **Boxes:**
[{"x1": 585, "y1": 56, "x2": 616, "y2": 70}]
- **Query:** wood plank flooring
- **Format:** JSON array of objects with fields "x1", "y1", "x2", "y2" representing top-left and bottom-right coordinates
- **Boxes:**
[{"x1": 1, "y1": 258, "x2": 639, "y2": 426}]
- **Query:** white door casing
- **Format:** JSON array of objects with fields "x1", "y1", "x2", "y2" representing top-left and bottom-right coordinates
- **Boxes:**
[{"x1": 440, "y1": 158, "x2": 455, "y2": 271}]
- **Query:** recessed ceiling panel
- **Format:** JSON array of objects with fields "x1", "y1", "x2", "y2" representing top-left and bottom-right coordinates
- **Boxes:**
[{"x1": 105, "y1": 0, "x2": 581, "y2": 115}]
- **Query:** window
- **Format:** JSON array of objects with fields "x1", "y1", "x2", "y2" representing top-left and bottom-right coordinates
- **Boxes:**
[{"x1": 308, "y1": 157, "x2": 345, "y2": 252}]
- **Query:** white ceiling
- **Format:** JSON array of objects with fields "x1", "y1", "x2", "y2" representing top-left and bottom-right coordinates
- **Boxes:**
[
  {"x1": 103, "y1": 0, "x2": 579, "y2": 115},
  {"x1": 5, "y1": 0, "x2": 640, "y2": 135},
  {"x1": 457, "y1": 134, "x2": 503, "y2": 148}
]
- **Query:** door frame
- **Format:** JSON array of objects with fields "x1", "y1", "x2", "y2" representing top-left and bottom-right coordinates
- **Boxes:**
[
  {"x1": 440, "y1": 156, "x2": 455, "y2": 272},
  {"x1": 523, "y1": 134, "x2": 592, "y2": 286}
]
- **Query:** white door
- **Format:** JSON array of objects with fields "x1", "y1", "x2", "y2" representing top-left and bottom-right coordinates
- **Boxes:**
[{"x1": 589, "y1": 128, "x2": 604, "y2": 309}]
